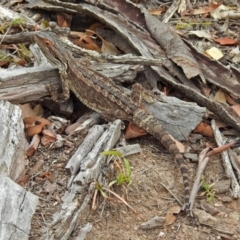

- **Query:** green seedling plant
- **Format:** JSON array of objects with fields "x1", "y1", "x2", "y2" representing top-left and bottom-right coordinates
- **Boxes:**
[
  {"x1": 101, "y1": 150, "x2": 132, "y2": 187},
  {"x1": 90, "y1": 150, "x2": 136, "y2": 213},
  {"x1": 200, "y1": 178, "x2": 215, "y2": 202},
  {"x1": 0, "y1": 17, "x2": 26, "y2": 33},
  {"x1": 17, "y1": 43, "x2": 33, "y2": 62}
]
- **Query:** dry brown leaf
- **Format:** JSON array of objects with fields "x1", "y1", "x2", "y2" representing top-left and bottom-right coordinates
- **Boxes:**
[
  {"x1": 19, "y1": 103, "x2": 36, "y2": 118},
  {"x1": 26, "y1": 134, "x2": 41, "y2": 157},
  {"x1": 70, "y1": 31, "x2": 101, "y2": 52},
  {"x1": 125, "y1": 122, "x2": 147, "y2": 139},
  {"x1": 56, "y1": 12, "x2": 72, "y2": 28},
  {"x1": 214, "y1": 37, "x2": 240, "y2": 46},
  {"x1": 194, "y1": 122, "x2": 214, "y2": 137},
  {"x1": 79, "y1": 37, "x2": 101, "y2": 52},
  {"x1": 23, "y1": 116, "x2": 50, "y2": 125},
  {"x1": 13, "y1": 57, "x2": 27, "y2": 66},
  {"x1": 41, "y1": 129, "x2": 57, "y2": 147},
  {"x1": 214, "y1": 89, "x2": 226, "y2": 103},
  {"x1": 165, "y1": 206, "x2": 181, "y2": 225},
  {"x1": 39, "y1": 171, "x2": 54, "y2": 182},
  {"x1": 171, "y1": 137, "x2": 185, "y2": 153},
  {"x1": 231, "y1": 104, "x2": 240, "y2": 116},
  {"x1": 182, "y1": 3, "x2": 221, "y2": 15},
  {"x1": 70, "y1": 31, "x2": 87, "y2": 38},
  {"x1": 225, "y1": 93, "x2": 238, "y2": 105},
  {"x1": 17, "y1": 175, "x2": 30, "y2": 186},
  {"x1": 26, "y1": 124, "x2": 44, "y2": 137},
  {"x1": 24, "y1": 116, "x2": 51, "y2": 137},
  {"x1": 148, "y1": 6, "x2": 167, "y2": 16}
]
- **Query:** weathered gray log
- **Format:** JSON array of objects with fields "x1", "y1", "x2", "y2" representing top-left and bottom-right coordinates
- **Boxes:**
[
  {"x1": 1, "y1": 62, "x2": 205, "y2": 141},
  {"x1": 0, "y1": 101, "x2": 39, "y2": 240},
  {"x1": 0, "y1": 62, "x2": 142, "y2": 104},
  {"x1": 44, "y1": 120, "x2": 127, "y2": 240},
  {"x1": 144, "y1": 95, "x2": 205, "y2": 141},
  {"x1": 0, "y1": 177, "x2": 39, "y2": 240},
  {"x1": 0, "y1": 100, "x2": 29, "y2": 181},
  {"x1": 0, "y1": 67, "x2": 60, "y2": 104}
]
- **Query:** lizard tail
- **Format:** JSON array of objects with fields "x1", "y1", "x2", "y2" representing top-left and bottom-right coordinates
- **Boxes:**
[{"x1": 133, "y1": 109, "x2": 190, "y2": 216}]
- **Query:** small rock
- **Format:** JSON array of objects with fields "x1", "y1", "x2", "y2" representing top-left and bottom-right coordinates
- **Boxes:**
[
  {"x1": 184, "y1": 152, "x2": 198, "y2": 162},
  {"x1": 193, "y1": 209, "x2": 217, "y2": 225},
  {"x1": 212, "y1": 180, "x2": 231, "y2": 194},
  {"x1": 139, "y1": 216, "x2": 165, "y2": 230},
  {"x1": 157, "y1": 232, "x2": 165, "y2": 238},
  {"x1": 221, "y1": 196, "x2": 232, "y2": 203},
  {"x1": 200, "y1": 200, "x2": 219, "y2": 216}
]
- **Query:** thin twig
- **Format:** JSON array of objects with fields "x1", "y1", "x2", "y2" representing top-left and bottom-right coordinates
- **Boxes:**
[{"x1": 159, "y1": 182, "x2": 183, "y2": 206}]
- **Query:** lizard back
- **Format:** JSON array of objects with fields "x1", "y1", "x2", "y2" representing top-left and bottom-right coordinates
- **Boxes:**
[{"x1": 34, "y1": 32, "x2": 191, "y2": 218}]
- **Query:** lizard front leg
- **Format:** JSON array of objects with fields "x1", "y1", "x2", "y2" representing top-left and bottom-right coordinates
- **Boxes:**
[
  {"x1": 131, "y1": 83, "x2": 165, "y2": 107},
  {"x1": 51, "y1": 70, "x2": 70, "y2": 102}
]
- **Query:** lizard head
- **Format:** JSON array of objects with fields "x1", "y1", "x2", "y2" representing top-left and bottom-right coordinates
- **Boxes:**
[{"x1": 34, "y1": 32, "x2": 67, "y2": 71}]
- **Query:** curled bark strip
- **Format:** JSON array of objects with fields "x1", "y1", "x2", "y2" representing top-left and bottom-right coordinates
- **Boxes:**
[{"x1": 211, "y1": 120, "x2": 240, "y2": 198}]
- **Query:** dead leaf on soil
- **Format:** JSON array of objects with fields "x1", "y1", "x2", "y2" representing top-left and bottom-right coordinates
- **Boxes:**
[
  {"x1": 19, "y1": 103, "x2": 37, "y2": 118},
  {"x1": 182, "y1": 3, "x2": 221, "y2": 16},
  {"x1": 24, "y1": 116, "x2": 51, "y2": 137},
  {"x1": 56, "y1": 12, "x2": 72, "y2": 28},
  {"x1": 148, "y1": 6, "x2": 167, "y2": 16},
  {"x1": 41, "y1": 129, "x2": 57, "y2": 147},
  {"x1": 172, "y1": 137, "x2": 185, "y2": 153},
  {"x1": 194, "y1": 122, "x2": 214, "y2": 137},
  {"x1": 125, "y1": 122, "x2": 147, "y2": 139},
  {"x1": 165, "y1": 205, "x2": 181, "y2": 225},
  {"x1": 71, "y1": 31, "x2": 102, "y2": 52},
  {"x1": 231, "y1": 104, "x2": 240, "y2": 116},
  {"x1": 214, "y1": 37, "x2": 240, "y2": 46},
  {"x1": 214, "y1": 89, "x2": 226, "y2": 103},
  {"x1": 225, "y1": 93, "x2": 238, "y2": 106},
  {"x1": 26, "y1": 134, "x2": 41, "y2": 156}
]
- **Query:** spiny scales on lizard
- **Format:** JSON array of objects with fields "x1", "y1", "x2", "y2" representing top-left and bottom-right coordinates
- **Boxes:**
[{"x1": 34, "y1": 31, "x2": 191, "y2": 218}]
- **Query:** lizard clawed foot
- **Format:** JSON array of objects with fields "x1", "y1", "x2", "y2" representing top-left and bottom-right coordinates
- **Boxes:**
[
  {"x1": 50, "y1": 90, "x2": 68, "y2": 103},
  {"x1": 132, "y1": 83, "x2": 166, "y2": 105},
  {"x1": 188, "y1": 213, "x2": 199, "y2": 226}
]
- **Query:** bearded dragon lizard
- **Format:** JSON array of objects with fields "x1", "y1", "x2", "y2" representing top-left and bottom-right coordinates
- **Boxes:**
[{"x1": 34, "y1": 32, "x2": 191, "y2": 218}]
